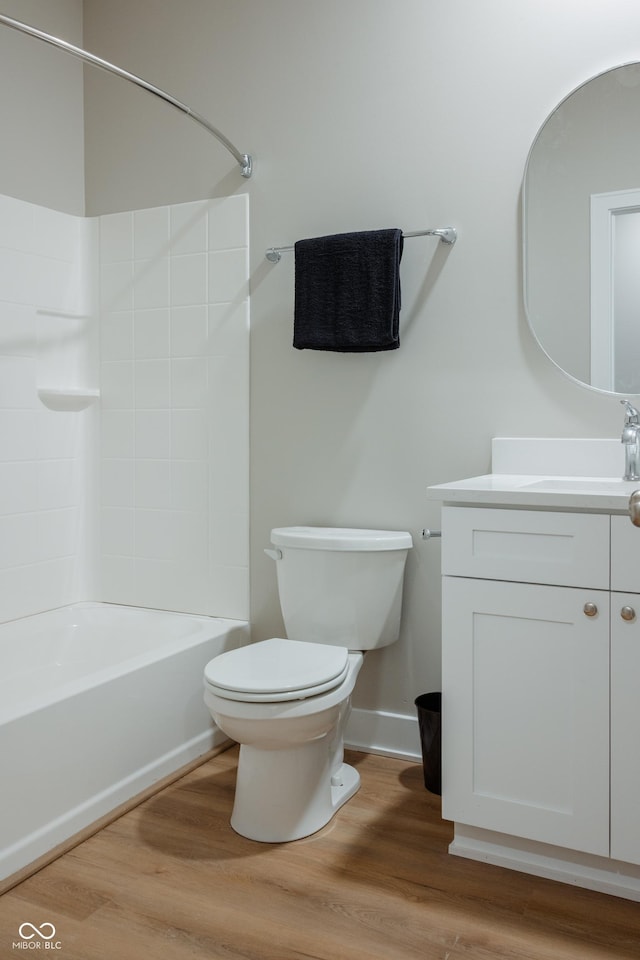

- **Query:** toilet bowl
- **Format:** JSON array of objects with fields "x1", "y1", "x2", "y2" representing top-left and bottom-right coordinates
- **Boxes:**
[
  {"x1": 204, "y1": 639, "x2": 363, "y2": 842},
  {"x1": 203, "y1": 526, "x2": 412, "y2": 842}
]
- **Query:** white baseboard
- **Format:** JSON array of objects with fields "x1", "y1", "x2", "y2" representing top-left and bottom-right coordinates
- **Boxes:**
[
  {"x1": 451, "y1": 823, "x2": 640, "y2": 902},
  {"x1": 345, "y1": 707, "x2": 422, "y2": 762}
]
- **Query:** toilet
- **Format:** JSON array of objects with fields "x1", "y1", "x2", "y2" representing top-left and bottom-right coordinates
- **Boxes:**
[{"x1": 203, "y1": 525, "x2": 412, "y2": 842}]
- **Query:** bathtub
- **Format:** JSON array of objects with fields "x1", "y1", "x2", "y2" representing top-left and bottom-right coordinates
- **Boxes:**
[{"x1": 0, "y1": 602, "x2": 249, "y2": 884}]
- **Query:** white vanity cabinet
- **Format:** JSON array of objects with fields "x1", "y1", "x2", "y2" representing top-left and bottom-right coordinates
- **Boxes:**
[{"x1": 441, "y1": 505, "x2": 640, "y2": 866}]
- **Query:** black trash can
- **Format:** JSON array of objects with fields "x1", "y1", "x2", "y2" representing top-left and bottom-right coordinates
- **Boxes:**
[{"x1": 415, "y1": 692, "x2": 441, "y2": 795}]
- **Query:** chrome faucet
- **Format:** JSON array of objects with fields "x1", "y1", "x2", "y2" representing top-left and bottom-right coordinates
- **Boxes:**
[{"x1": 621, "y1": 399, "x2": 640, "y2": 480}]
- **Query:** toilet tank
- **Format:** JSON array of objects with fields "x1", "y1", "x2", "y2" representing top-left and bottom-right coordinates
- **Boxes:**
[{"x1": 269, "y1": 527, "x2": 413, "y2": 650}]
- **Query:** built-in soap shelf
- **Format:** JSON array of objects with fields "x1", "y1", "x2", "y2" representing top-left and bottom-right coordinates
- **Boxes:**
[
  {"x1": 35, "y1": 307, "x2": 99, "y2": 411},
  {"x1": 37, "y1": 387, "x2": 100, "y2": 411}
]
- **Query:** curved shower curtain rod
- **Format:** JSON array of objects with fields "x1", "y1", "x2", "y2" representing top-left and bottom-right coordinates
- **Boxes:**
[{"x1": 0, "y1": 13, "x2": 253, "y2": 178}]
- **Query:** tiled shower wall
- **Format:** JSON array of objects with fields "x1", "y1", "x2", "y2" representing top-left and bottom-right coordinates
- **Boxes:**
[
  {"x1": 0, "y1": 192, "x2": 249, "y2": 625},
  {"x1": 0, "y1": 193, "x2": 96, "y2": 623},
  {"x1": 98, "y1": 196, "x2": 249, "y2": 619}
]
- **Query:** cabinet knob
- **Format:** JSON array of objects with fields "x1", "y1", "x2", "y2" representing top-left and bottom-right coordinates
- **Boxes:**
[
  {"x1": 621, "y1": 605, "x2": 636, "y2": 622},
  {"x1": 583, "y1": 602, "x2": 598, "y2": 617}
]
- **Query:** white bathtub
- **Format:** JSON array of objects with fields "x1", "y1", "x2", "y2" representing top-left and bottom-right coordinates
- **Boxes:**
[{"x1": 0, "y1": 602, "x2": 248, "y2": 883}]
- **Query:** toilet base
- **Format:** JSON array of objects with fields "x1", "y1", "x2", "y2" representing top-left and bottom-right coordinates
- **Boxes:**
[
  {"x1": 329, "y1": 761, "x2": 361, "y2": 811},
  {"x1": 230, "y1": 738, "x2": 361, "y2": 842}
]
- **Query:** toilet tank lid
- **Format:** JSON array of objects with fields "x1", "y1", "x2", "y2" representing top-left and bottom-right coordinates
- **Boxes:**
[{"x1": 271, "y1": 526, "x2": 413, "y2": 551}]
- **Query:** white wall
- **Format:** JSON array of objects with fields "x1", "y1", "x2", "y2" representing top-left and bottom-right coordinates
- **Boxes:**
[
  {"x1": 0, "y1": 0, "x2": 84, "y2": 214},
  {"x1": 81, "y1": 0, "x2": 640, "y2": 753}
]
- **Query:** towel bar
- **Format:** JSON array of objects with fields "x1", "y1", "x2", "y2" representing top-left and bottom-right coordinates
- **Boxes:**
[
  {"x1": 265, "y1": 227, "x2": 457, "y2": 263},
  {"x1": 421, "y1": 529, "x2": 442, "y2": 540}
]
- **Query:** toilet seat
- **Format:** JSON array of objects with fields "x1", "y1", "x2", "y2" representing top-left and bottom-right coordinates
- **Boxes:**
[{"x1": 204, "y1": 637, "x2": 350, "y2": 703}]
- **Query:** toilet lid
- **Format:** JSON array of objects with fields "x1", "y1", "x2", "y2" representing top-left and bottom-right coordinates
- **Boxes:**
[
  {"x1": 204, "y1": 637, "x2": 350, "y2": 703},
  {"x1": 271, "y1": 526, "x2": 412, "y2": 551}
]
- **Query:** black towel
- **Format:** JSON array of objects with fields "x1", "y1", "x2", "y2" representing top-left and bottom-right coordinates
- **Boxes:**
[{"x1": 293, "y1": 228, "x2": 404, "y2": 352}]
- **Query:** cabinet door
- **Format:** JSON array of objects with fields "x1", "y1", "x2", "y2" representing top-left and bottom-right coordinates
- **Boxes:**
[
  {"x1": 611, "y1": 515, "x2": 640, "y2": 593},
  {"x1": 442, "y1": 577, "x2": 609, "y2": 856},
  {"x1": 611, "y1": 592, "x2": 640, "y2": 865}
]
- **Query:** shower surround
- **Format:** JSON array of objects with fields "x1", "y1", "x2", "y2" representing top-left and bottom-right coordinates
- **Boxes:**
[
  {"x1": 0, "y1": 191, "x2": 250, "y2": 623},
  {"x1": 0, "y1": 190, "x2": 249, "y2": 884},
  {"x1": 98, "y1": 195, "x2": 249, "y2": 618}
]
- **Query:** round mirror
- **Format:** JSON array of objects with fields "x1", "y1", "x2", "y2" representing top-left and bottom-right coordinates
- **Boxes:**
[{"x1": 524, "y1": 63, "x2": 640, "y2": 395}]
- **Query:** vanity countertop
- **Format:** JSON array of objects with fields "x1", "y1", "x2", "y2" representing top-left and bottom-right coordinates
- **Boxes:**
[
  {"x1": 426, "y1": 439, "x2": 640, "y2": 511},
  {"x1": 427, "y1": 474, "x2": 640, "y2": 511}
]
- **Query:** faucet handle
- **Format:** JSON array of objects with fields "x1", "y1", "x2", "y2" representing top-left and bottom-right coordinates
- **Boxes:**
[{"x1": 621, "y1": 399, "x2": 640, "y2": 424}]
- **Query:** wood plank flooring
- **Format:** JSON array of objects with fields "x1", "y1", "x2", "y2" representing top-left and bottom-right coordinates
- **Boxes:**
[{"x1": 1, "y1": 747, "x2": 639, "y2": 960}]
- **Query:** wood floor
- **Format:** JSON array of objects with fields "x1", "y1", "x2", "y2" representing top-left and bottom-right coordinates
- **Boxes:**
[{"x1": 1, "y1": 747, "x2": 639, "y2": 960}]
